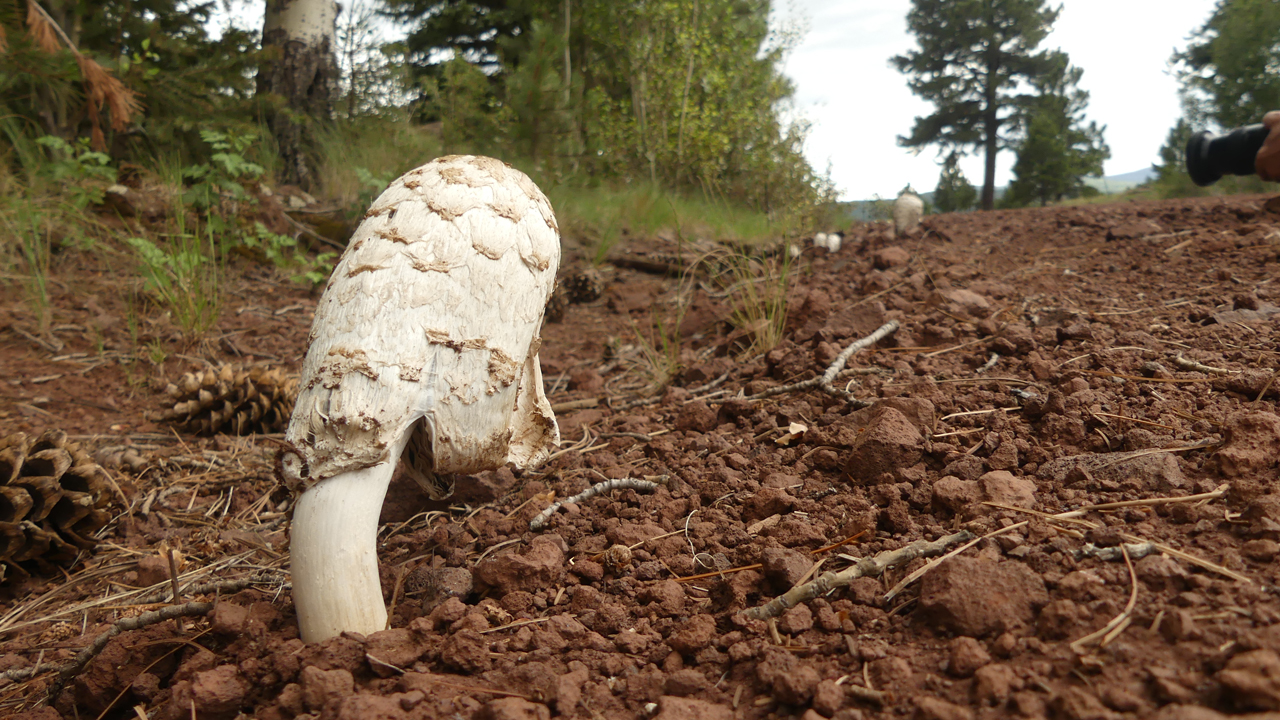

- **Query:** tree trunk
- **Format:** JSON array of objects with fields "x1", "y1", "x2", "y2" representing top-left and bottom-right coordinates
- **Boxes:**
[
  {"x1": 980, "y1": 52, "x2": 1000, "y2": 211},
  {"x1": 258, "y1": 0, "x2": 339, "y2": 190}
]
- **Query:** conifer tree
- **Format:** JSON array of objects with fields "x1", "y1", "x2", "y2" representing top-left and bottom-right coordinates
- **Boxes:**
[
  {"x1": 892, "y1": 0, "x2": 1060, "y2": 210},
  {"x1": 1175, "y1": 0, "x2": 1280, "y2": 129},
  {"x1": 1005, "y1": 54, "x2": 1109, "y2": 206},
  {"x1": 933, "y1": 153, "x2": 977, "y2": 212}
]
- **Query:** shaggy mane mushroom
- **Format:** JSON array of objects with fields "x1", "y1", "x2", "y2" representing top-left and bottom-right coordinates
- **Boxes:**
[{"x1": 280, "y1": 155, "x2": 560, "y2": 643}]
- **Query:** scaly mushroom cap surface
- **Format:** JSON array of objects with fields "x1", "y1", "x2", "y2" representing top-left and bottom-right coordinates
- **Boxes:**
[{"x1": 281, "y1": 155, "x2": 560, "y2": 497}]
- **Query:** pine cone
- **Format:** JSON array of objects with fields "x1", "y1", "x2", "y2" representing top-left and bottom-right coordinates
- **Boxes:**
[
  {"x1": 0, "y1": 429, "x2": 115, "y2": 568},
  {"x1": 158, "y1": 364, "x2": 298, "y2": 435},
  {"x1": 545, "y1": 283, "x2": 569, "y2": 324},
  {"x1": 562, "y1": 267, "x2": 604, "y2": 303}
]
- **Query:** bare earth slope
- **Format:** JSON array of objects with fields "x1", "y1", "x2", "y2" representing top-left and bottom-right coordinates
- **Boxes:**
[{"x1": 2, "y1": 194, "x2": 1280, "y2": 720}]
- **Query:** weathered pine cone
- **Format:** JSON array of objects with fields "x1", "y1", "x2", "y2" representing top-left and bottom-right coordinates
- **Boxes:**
[
  {"x1": 544, "y1": 283, "x2": 570, "y2": 324},
  {"x1": 562, "y1": 267, "x2": 604, "y2": 303},
  {"x1": 158, "y1": 364, "x2": 298, "y2": 435},
  {"x1": 0, "y1": 430, "x2": 115, "y2": 570}
]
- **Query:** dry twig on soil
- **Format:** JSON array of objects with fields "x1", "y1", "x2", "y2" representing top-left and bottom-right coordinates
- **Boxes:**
[
  {"x1": 741, "y1": 530, "x2": 974, "y2": 620},
  {"x1": 530, "y1": 476, "x2": 670, "y2": 531},
  {"x1": 34, "y1": 602, "x2": 215, "y2": 700},
  {"x1": 714, "y1": 320, "x2": 900, "y2": 407},
  {"x1": 1173, "y1": 354, "x2": 1234, "y2": 375}
]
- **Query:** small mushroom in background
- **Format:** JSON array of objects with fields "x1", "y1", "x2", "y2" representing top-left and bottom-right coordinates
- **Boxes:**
[
  {"x1": 279, "y1": 155, "x2": 561, "y2": 643},
  {"x1": 894, "y1": 185, "x2": 924, "y2": 237},
  {"x1": 813, "y1": 231, "x2": 843, "y2": 253}
]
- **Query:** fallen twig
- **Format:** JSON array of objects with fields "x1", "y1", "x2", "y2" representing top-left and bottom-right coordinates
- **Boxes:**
[
  {"x1": 1173, "y1": 354, "x2": 1234, "y2": 376},
  {"x1": 883, "y1": 522, "x2": 1027, "y2": 601},
  {"x1": 42, "y1": 602, "x2": 214, "y2": 700},
  {"x1": 714, "y1": 320, "x2": 900, "y2": 407},
  {"x1": 530, "y1": 476, "x2": 669, "y2": 531},
  {"x1": 741, "y1": 530, "x2": 974, "y2": 620}
]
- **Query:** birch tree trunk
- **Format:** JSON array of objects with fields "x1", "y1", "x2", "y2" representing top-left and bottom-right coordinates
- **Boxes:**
[{"x1": 258, "y1": 0, "x2": 339, "y2": 189}]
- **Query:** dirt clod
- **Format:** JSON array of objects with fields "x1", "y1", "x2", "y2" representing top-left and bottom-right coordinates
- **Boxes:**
[{"x1": 919, "y1": 556, "x2": 1049, "y2": 636}]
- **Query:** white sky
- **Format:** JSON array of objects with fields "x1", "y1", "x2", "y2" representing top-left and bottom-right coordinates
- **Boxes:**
[{"x1": 773, "y1": 0, "x2": 1220, "y2": 200}]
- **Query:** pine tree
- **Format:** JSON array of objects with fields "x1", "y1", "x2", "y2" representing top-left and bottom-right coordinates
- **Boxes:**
[
  {"x1": 1175, "y1": 0, "x2": 1280, "y2": 129},
  {"x1": 1005, "y1": 54, "x2": 1109, "y2": 206},
  {"x1": 933, "y1": 152, "x2": 977, "y2": 212},
  {"x1": 892, "y1": 0, "x2": 1060, "y2": 210}
]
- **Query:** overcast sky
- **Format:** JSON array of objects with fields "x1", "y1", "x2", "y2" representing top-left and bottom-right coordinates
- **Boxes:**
[{"x1": 773, "y1": 0, "x2": 1221, "y2": 200}]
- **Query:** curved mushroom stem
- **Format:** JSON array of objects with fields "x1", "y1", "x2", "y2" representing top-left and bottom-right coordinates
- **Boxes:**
[{"x1": 291, "y1": 433, "x2": 409, "y2": 643}]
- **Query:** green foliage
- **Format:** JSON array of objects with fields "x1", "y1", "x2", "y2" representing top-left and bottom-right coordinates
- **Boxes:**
[
  {"x1": 313, "y1": 117, "x2": 442, "y2": 210},
  {"x1": 124, "y1": 222, "x2": 221, "y2": 338},
  {"x1": 1175, "y1": 0, "x2": 1280, "y2": 129},
  {"x1": 34, "y1": 136, "x2": 118, "y2": 208},
  {"x1": 4, "y1": 203, "x2": 53, "y2": 335},
  {"x1": 241, "y1": 222, "x2": 337, "y2": 285},
  {"x1": 1004, "y1": 56, "x2": 1109, "y2": 207},
  {"x1": 419, "y1": 56, "x2": 511, "y2": 154},
  {"x1": 181, "y1": 129, "x2": 266, "y2": 211},
  {"x1": 387, "y1": 0, "x2": 832, "y2": 223},
  {"x1": 933, "y1": 153, "x2": 977, "y2": 212},
  {"x1": 893, "y1": 0, "x2": 1061, "y2": 209}
]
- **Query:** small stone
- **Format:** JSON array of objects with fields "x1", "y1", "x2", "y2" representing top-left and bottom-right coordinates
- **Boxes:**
[
  {"x1": 842, "y1": 407, "x2": 924, "y2": 484},
  {"x1": 1243, "y1": 539, "x2": 1279, "y2": 562},
  {"x1": 977, "y1": 471, "x2": 1036, "y2": 508},
  {"x1": 811, "y1": 679, "x2": 845, "y2": 717},
  {"x1": 675, "y1": 401, "x2": 718, "y2": 432},
  {"x1": 667, "y1": 615, "x2": 717, "y2": 655},
  {"x1": 778, "y1": 604, "x2": 814, "y2": 635},
  {"x1": 914, "y1": 696, "x2": 974, "y2": 720},
  {"x1": 653, "y1": 696, "x2": 733, "y2": 720},
  {"x1": 932, "y1": 476, "x2": 979, "y2": 514},
  {"x1": 476, "y1": 697, "x2": 551, "y2": 720},
  {"x1": 1218, "y1": 649, "x2": 1280, "y2": 710},
  {"x1": 919, "y1": 556, "x2": 1048, "y2": 636},
  {"x1": 1053, "y1": 687, "x2": 1122, "y2": 720},
  {"x1": 874, "y1": 246, "x2": 911, "y2": 269},
  {"x1": 475, "y1": 536, "x2": 566, "y2": 594},
  {"x1": 947, "y1": 636, "x2": 991, "y2": 677},
  {"x1": 973, "y1": 663, "x2": 1017, "y2": 705}
]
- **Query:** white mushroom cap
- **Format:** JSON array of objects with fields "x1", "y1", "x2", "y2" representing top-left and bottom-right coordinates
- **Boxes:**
[{"x1": 281, "y1": 155, "x2": 560, "y2": 497}]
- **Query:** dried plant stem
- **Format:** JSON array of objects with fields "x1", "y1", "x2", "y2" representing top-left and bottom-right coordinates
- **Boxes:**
[
  {"x1": 1070, "y1": 546, "x2": 1138, "y2": 653},
  {"x1": 742, "y1": 530, "x2": 974, "y2": 620},
  {"x1": 35, "y1": 602, "x2": 215, "y2": 700},
  {"x1": 715, "y1": 320, "x2": 900, "y2": 407},
  {"x1": 1173, "y1": 355, "x2": 1234, "y2": 375},
  {"x1": 883, "y1": 522, "x2": 1027, "y2": 601},
  {"x1": 530, "y1": 476, "x2": 669, "y2": 531}
]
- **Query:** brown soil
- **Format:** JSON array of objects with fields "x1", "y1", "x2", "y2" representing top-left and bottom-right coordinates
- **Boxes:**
[{"x1": 3, "y1": 194, "x2": 1280, "y2": 720}]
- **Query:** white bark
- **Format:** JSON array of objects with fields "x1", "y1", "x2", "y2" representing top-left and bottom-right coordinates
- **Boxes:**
[
  {"x1": 283, "y1": 156, "x2": 561, "y2": 641},
  {"x1": 263, "y1": 0, "x2": 338, "y2": 45}
]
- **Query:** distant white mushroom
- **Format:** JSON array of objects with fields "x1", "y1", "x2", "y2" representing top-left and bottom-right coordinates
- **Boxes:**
[
  {"x1": 280, "y1": 155, "x2": 561, "y2": 643},
  {"x1": 825, "y1": 232, "x2": 843, "y2": 253},
  {"x1": 893, "y1": 186, "x2": 924, "y2": 237},
  {"x1": 811, "y1": 231, "x2": 843, "y2": 254}
]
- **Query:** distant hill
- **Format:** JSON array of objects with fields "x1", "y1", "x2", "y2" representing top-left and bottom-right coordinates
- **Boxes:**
[{"x1": 840, "y1": 167, "x2": 1158, "y2": 220}]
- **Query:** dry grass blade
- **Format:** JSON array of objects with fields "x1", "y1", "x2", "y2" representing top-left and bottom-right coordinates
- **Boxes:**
[
  {"x1": 1119, "y1": 533, "x2": 1252, "y2": 584},
  {"x1": 1070, "y1": 545, "x2": 1138, "y2": 653}
]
